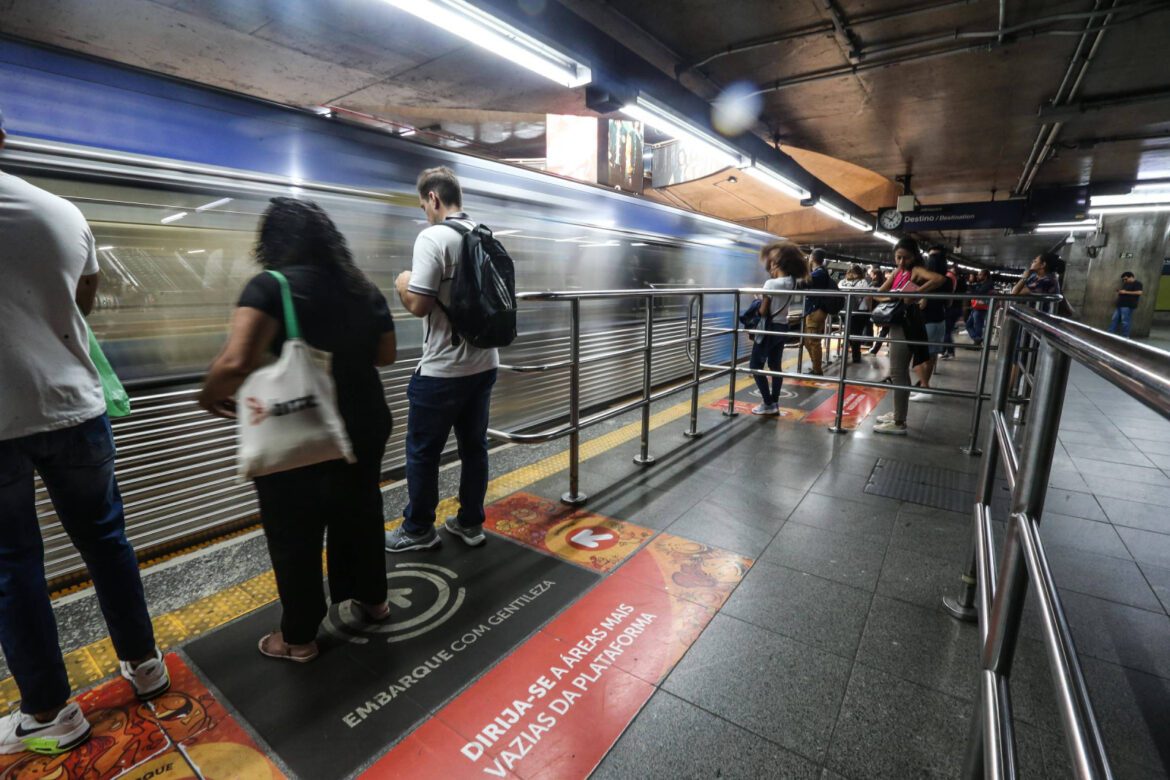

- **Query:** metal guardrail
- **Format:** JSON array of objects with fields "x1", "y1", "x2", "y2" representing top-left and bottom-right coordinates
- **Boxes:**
[
  {"x1": 940, "y1": 305, "x2": 1170, "y2": 779},
  {"x1": 487, "y1": 286, "x2": 1060, "y2": 505}
]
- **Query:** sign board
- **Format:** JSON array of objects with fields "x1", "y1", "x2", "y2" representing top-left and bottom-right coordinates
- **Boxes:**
[
  {"x1": 599, "y1": 119, "x2": 643, "y2": 193},
  {"x1": 878, "y1": 200, "x2": 1026, "y2": 232}
]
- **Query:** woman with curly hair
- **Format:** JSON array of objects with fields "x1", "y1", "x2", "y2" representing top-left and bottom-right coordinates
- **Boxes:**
[{"x1": 199, "y1": 198, "x2": 397, "y2": 662}]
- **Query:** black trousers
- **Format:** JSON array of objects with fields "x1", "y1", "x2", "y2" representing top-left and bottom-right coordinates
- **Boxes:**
[
  {"x1": 847, "y1": 312, "x2": 871, "y2": 359},
  {"x1": 253, "y1": 439, "x2": 388, "y2": 644}
]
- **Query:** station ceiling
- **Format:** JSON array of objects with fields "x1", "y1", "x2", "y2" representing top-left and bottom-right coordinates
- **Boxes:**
[{"x1": 3, "y1": 0, "x2": 1168, "y2": 264}]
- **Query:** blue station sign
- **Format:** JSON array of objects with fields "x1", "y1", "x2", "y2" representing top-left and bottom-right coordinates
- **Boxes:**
[{"x1": 878, "y1": 200, "x2": 1026, "y2": 232}]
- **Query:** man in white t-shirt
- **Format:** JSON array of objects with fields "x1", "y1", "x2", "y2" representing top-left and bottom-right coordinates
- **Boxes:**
[
  {"x1": 0, "y1": 110, "x2": 168, "y2": 758},
  {"x1": 385, "y1": 166, "x2": 499, "y2": 553}
]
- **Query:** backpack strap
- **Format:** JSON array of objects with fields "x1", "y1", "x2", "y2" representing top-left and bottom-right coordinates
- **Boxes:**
[{"x1": 265, "y1": 269, "x2": 301, "y2": 340}]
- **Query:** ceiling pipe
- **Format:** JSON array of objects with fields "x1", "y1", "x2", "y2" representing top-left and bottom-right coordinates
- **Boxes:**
[
  {"x1": 679, "y1": 0, "x2": 978, "y2": 74},
  {"x1": 823, "y1": 0, "x2": 865, "y2": 64},
  {"x1": 1039, "y1": 87, "x2": 1170, "y2": 121},
  {"x1": 1018, "y1": 0, "x2": 1121, "y2": 194},
  {"x1": 998, "y1": 0, "x2": 1006, "y2": 44}
]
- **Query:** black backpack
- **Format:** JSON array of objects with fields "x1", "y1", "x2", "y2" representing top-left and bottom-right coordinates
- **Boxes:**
[
  {"x1": 811, "y1": 268, "x2": 844, "y2": 315},
  {"x1": 439, "y1": 221, "x2": 517, "y2": 349}
]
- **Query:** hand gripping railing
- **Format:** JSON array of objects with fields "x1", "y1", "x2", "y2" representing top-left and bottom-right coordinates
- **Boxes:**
[
  {"x1": 942, "y1": 305, "x2": 1170, "y2": 780},
  {"x1": 487, "y1": 287, "x2": 1059, "y2": 507}
]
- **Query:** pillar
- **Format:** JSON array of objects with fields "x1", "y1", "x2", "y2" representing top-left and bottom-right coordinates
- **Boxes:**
[{"x1": 1078, "y1": 213, "x2": 1170, "y2": 338}]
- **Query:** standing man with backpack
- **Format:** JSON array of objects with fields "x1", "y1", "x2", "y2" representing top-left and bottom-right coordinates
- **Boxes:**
[
  {"x1": 385, "y1": 167, "x2": 514, "y2": 553},
  {"x1": 801, "y1": 249, "x2": 840, "y2": 376}
]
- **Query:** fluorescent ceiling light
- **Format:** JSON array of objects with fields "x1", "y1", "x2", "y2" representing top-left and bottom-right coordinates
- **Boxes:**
[
  {"x1": 741, "y1": 165, "x2": 810, "y2": 201},
  {"x1": 161, "y1": 212, "x2": 188, "y2": 224},
  {"x1": 1034, "y1": 220, "x2": 1097, "y2": 233},
  {"x1": 622, "y1": 95, "x2": 742, "y2": 168},
  {"x1": 195, "y1": 197, "x2": 232, "y2": 212},
  {"x1": 97, "y1": 245, "x2": 114, "y2": 251},
  {"x1": 814, "y1": 200, "x2": 871, "y2": 232},
  {"x1": 1090, "y1": 192, "x2": 1170, "y2": 207},
  {"x1": 873, "y1": 231, "x2": 899, "y2": 245},
  {"x1": 1089, "y1": 204, "x2": 1170, "y2": 216},
  {"x1": 380, "y1": 0, "x2": 591, "y2": 88}
]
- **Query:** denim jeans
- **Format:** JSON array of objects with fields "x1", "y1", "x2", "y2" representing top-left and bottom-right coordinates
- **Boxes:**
[
  {"x1": 403, "y1": 369, "x2": 497, "y2": 534},
  {"x1": 0, "y1": 415, "x2": 155, "y2": 713},
  {"x1": 966, "y1": 309, "x2": 987, "y2": 342},
  {"x1": 749, "y1": 321, "x2": 786, "y2": 405},
  {"x1": 1109, "y1": 306, "x2": 1134, "y2": 338}
]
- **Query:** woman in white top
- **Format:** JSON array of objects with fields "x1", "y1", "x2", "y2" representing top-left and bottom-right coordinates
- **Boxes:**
[
  {"x1": 751, "y1": 241, "x2": 809, "y2": 415},
  {"x1": 838, "y1": 264, "x2": 873, "y2": 363}
]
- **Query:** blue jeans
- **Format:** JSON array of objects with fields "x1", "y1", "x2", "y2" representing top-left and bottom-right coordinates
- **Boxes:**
[
  {"x1": 403, "y1": 369, "x2": 497, "y2": 534},
  {"x1": 1109, "y1": 306, "x2": 1134, "y2": 338},
  {"x1": 966, "y1": 309, "x2": 987, "y2": 342},
  {"x1": 0, "y1": 415, "x2": 155, "y2": 713},
  {"x1": 749, "y1": 322, "x2": 786, "y2": 405}
]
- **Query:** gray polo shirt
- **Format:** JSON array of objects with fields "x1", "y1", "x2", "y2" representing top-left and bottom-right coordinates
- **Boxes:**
[{"x1": 407, "y1": 214, "x2": 500, "y2": 378}]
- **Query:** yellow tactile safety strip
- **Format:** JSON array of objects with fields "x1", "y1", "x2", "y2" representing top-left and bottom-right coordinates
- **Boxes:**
[{"x1": 0, "y1": 368, "x2": 785, "y2": 714}]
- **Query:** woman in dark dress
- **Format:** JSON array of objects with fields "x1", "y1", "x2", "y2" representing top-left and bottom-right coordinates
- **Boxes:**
[{"x1": 199, "y1": 198, "x2": 397, "y2": 662}]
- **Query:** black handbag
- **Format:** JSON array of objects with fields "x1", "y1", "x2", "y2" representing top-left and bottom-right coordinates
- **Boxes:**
[{"x1": 869, "y1": 300, "x2": 905, "y2": 324}]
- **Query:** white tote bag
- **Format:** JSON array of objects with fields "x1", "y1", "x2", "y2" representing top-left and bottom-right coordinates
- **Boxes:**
[{"x1": 236, "y1": 270, "x2": 356, "y2": 479}]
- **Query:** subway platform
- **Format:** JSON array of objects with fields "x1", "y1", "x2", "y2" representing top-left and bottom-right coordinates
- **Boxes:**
[{"x1": 2, "y1": 331, "x2": 1168, "y2": 780}]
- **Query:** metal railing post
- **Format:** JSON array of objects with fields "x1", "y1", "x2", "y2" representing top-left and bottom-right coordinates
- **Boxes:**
[
  {"x1": 724, "y1": 291, "x2": 740, "y2": 417},
  {"x1": 685, "y1": 293, "x2": 705, "y2": 438},
  {"x1": 962, "y1": 297, "x2": 998, "y2": 456},
  {"x1": 829, "y1": 294, "x2": 852, "y2": 433},
  {"x1": 561, "y1": 298, "x2": 587, "y2": 506},
  {"x1": 634, "y1": 298, "x2": 655, "y2": 466},
  {"x1": 946, "y1": 311, "x2": 1019, "y2": 622}
]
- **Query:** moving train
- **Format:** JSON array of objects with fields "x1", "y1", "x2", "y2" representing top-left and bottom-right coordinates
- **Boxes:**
[{"x1": 0, "y1": 40, "x2": 772, "y2": 584}]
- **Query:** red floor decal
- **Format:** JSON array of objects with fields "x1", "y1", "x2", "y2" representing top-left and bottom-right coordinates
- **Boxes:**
[
  {"x1": 484, "y1": 492, "x2": 653, "y2": 572},
  {"x1": 362, "y1": 533, "x2": 751, "y2": 779},
  {"x1": 801, "y1": 384, "x2": 887, "y2": 429},
  {"x1": 0, "y1": 655, "x2": 282, "y2": 780}
]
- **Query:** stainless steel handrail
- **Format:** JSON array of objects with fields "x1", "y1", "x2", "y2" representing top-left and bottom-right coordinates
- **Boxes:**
[
  {"x1": 943, "y1": 304, "x2": 1170, "y2": 780},
  {"x1": 488, "y1": 286, "x2": 1061, "y2": 506}
]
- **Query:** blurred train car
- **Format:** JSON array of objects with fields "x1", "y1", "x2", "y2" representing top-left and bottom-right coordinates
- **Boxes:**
[{"x1": 0, "y1": 40, "x2": 774, "y2": 584}]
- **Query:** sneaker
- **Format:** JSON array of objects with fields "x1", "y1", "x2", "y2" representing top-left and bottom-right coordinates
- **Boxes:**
[
  {"x1": 119, "y1": 648, "x2": 170, "y2": 700},
  {"x1": 876, "y1": 411, "x2": 896, "y2": 423},
  {"x1": 385, "y1": 524, "x2": 440, "y2": 553},
  {"x1": 751, "y1": 403, "x2": 779, "y2": 415},
  {"x1": 803, "y1": 368, "x2": 823, "y2": 376},
  {"x1": 910, "y1": 392, "x2": 932, "y2": 402},
  {"x1": 0, "y1": 703, "x2": 91, "y2": 755},
  {"x1": 941, "y1": 353, "x2": 954, "y2": 361},
  {"x1": 874, "y1": 420, "x2": 908, "y2": 435},
  {"x1": 443, "y1": 516, "x2": 486, "y2": 547}
]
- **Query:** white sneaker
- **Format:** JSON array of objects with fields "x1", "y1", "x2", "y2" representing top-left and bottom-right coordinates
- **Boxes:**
[
  {"x1": 910, "y1": 391, "x2": 932, "y2": 402},
  {"x1": 876, "y1": 411, "x2": 896, "y2": 423},
  {"x1": 119, "y1": 648, "x2": 170, "y2": 700},
  {"x1": 0, "y1": 702, "x2": 91, "y2": 755},
  {"x1": 874, "y1": 420, "x2": 908, "y2": 435},
  {"x1": 751, "y1": 403, "x2": 779, "y2": 415}
]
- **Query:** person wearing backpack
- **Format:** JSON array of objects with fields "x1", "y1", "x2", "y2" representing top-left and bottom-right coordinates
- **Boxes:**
[
  {"x1": 800, "y1": 249, "x2": 840, "y2": 376},
  {"x1": 385, "y1": 167, "x2": 505, "y2": 553}
]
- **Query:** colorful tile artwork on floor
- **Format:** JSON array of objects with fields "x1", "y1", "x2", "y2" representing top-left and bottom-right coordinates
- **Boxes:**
[
  {"x1": 0, "y1": 655, "x2": 282, "y2": 780},
  {"x1": 710, "y1": 378, "x2": 886, "y2": 429},
  {"x1": 362, "y1": 534, "x2": 752, "y2": 779},
  {"x1": 483, "y1": 492, "x2": 655, "y2": 572}
]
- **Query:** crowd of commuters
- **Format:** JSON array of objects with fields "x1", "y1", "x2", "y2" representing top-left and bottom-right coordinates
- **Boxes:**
[{"x1": 0, "y1": 147, "x2": 498, "y2": 754}]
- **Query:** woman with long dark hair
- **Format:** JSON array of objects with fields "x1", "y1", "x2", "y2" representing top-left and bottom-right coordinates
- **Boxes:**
[
  {"x1": 199, "y1": 198, "x2": 397, "y2": 662},
  {"x1": 750, "y1": 242, "x2": 807, "y2": 414},
  {"x1": 871, "y1": 238, "x2": 945, "y2": 435}
]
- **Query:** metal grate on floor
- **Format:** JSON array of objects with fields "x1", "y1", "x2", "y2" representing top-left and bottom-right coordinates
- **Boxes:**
[{"x1": 864, "y1": 457, "x2": 977, "y2": 514}]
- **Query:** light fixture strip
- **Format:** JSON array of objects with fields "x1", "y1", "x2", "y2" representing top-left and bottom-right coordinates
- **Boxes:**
[
  {"x1": 873, "y1": 231, "x2": 899, "y2": 245},
  {"x1": 1088, "y1": 204, "x2": 1170, "y2": 215},
  {"x1": 160, "y1": 212, "x2": 188, "y2": 224},
  {"x1": 814, "y1": 200, "x2": 871, "y2": 232},
  {"x1": 1090, "y1": 192, "x2": 1170, "y2": 207},
  {"x1": 381, "y1": 0, "x2": 590, "y2": 88},
  {"x1": 741, "y1": 165, "x2": 810, "y2": 201},
  {"x1": 623, "y1": 96, "x2": 743, "y2": 168}
]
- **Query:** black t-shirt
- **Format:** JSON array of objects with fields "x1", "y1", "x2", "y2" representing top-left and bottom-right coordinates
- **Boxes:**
[
  {"x1": 238, "y1": 265, "x2": 394, "y2": 453},
  {"x1": 923, "y1": 276, "x2": 954, "y2": 323},
  {"x1": 1117, "y1": 280, "x2": 1143, "y2": 308}
]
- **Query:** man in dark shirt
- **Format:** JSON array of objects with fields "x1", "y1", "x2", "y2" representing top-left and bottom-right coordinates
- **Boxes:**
[
  {"x1": 1109, "y1": 271, "x2": 1143, "y2": 338},
  {"x1": 802, "y1": 249, "x2": 831, "y2": 375}
]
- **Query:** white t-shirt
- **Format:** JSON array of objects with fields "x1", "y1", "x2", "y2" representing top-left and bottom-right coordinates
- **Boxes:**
[
  {"x1": 0, "y1": 171, "x2": 104, "y2": 440},
  {"x1": 407, "y1": 214, "x2": 499, "y2": 378},
  {"x1": 762, "y1": 275, "x2": 796, "y2": 321}
]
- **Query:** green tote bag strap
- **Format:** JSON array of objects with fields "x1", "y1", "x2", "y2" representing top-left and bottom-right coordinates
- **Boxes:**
[
  {"x1": 86, "y1": 323, "x2": 132, "y2": 417},
  {"x1": 266, "y1": 269, "x2": 301, "y2": 340}
]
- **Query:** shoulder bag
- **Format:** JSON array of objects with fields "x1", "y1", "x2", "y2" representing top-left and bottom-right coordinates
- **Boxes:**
[{"x1": 236, "y1": 270, "x2": 355, "y2": 479}]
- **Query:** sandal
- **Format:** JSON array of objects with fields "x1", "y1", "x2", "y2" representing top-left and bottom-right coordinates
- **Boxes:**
[
  {"x1": 258, "y1": 632, "x2": 319, "y2": 663},
  {"x1": 354, "y1": 600, "x2": 391, "y2": 622}
]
